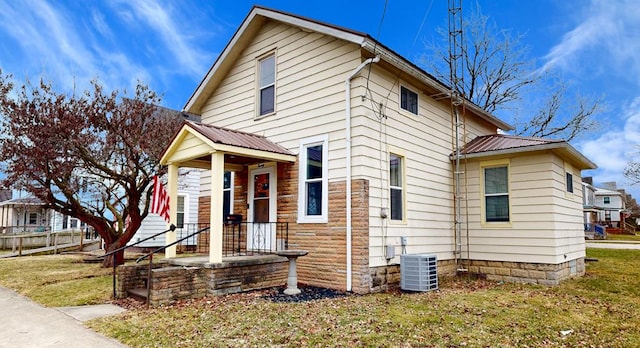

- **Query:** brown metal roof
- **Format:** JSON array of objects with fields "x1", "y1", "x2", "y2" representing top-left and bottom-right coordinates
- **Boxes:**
[
  {"x1": 186, "y1": 121, "x2": 294, "y2": 156},
  {"x1": 462, "y1": 134, "x2": 563, "y2": 155}
]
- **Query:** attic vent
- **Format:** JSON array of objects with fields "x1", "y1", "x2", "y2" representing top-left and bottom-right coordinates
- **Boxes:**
[{"x1": 400, "y1": 254, "x2": 438, "y2": 292}]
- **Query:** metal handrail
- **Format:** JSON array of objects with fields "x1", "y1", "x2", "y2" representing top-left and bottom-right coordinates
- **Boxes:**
[
  {"x1": 100, "y1": 224, "x2": 176, "y2": 300},
  {"x1": 99, "y1": 224, "x2": 177, "y2": 259},
  {"x1": 136, "y1": 226, "x2": 210, "y2": 263},
  {"x1": 133, "y1": 226, "x2": 210, "y2": 305}
]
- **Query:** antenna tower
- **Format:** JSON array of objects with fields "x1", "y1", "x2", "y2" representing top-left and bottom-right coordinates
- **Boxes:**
[{"x1": 448, "y1": 0, "x2": 469, "y2": 272}]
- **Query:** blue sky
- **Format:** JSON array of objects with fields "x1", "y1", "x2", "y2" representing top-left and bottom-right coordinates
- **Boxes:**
[{"x1": 1, "y1": 0, "x2": 639, "y2": 199}]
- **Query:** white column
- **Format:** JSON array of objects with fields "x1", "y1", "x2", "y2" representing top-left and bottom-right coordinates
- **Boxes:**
[
  {"x1": 209, "y1": 152, "x2": 224, "y2": 263},
  {"x1": 165, "y1": 163, "x2": 178, "y2": 258}
]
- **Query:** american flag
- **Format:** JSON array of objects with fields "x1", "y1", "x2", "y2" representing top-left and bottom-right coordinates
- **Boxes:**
[{"x1": 150, "y1": 175, "x2": 170, "y2": 222}]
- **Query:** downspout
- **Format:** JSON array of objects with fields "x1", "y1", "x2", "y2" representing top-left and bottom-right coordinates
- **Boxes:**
[{"x1": 345, "y1": 55, "x2": 380, "y2": 291}]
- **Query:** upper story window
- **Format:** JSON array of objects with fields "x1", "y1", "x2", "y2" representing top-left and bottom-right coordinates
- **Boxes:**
[
  {"x1": 28, "y1": 212, "x2": 38, "y2": 225},
  {"x1": 566, "y1": 172, "x2": 573, "y2": 193},
  {"x1": 604, "y1": 196, "x2": 610, "y2": 204},
  {"x1": 390, "y1": 154, "x2": 405, "y2": 221},
  {"x1": 298, "y1": 135, "x2": 328, "y2": 223},
  {"x1": 258, "y1": 54, "x2": 276, "y2": 116},
  {"x1": 484, "y1": 166, "x2": 509, "y2": 222},
  {"x1": 400, "y1": 86, "x2": 418, "y2": 115}
]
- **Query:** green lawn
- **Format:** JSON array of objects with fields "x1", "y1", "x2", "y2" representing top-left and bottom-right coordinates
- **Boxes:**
[
  {"x1": 2, "y1": 250, "x2": 640, "y2": 347},
  {"x1": 606, "y1": 233, "x2": 640, "y2": 242}
]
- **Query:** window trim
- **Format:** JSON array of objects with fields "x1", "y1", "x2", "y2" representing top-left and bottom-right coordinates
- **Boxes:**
[
  {"x1": 297, "y1": 135, "x2": 329, "y2": 223},
  {"x1": 223, "y1": 171, "x2": 235, "y2": 216},
  {"x1": 176, "y1": 195, "x2": 186, "y2": 228},
  {"x1": 389, "y1": 152, "x2": 406, "y2": 223},
  {"x1": 256, "y1": 51, "x2": 276, "y2": 118},
  {"x1": 603, "y1": 196, "x2": 611, "y2": 204},
  {"x1": 480, "y1": 159, "x2": 512, "y2": 227},
  {"x1": 399, "y1": 84, "x2": 419, "y2": 115}
]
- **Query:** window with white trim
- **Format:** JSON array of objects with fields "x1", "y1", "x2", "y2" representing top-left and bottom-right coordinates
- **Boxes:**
[
  {"x1": 389, "y1": 153, "x2": 404, "y2": 221},
  {"x1": 258, "y1": 54, "x2": 275, "y2": 116},
  {"x1": 298, "y1": 135, "x2": 328, "y2": 223},
  {"x1": 28, "y1": 212, "x2": 38, "y2": 225},
  {"x1": 604, "y1": 196, "x2": 610, "y2": 204},
  {"x1": 484, "y1": 166, "x2": 509, "y2": 222},
  {"x1": 400, "y1": 86, "x2": 418, "y2": 115},
  {"x1": 176, "y1": 195, "x2": 185, "y2": 228},
  {"x1": 223, "y1": 171, "x2": 234, "y2": 217}
]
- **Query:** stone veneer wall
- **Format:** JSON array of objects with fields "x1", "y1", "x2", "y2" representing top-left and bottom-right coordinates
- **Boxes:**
[
  {"x1": 198, "y1": 162, "x2": 371, "y2": 294},
  {"x1": 368, "y1": 258, "x2": 583, "y2": 290},
  {"x1": 466, "y1": 258, "x2": 585, "y2": 285},
  {"x1": 116, "y1": 256, "x2": 288, "y2": 306}
]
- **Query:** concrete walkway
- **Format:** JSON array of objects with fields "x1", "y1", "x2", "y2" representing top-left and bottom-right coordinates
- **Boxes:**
[{"x1": 0, "y1": 286, "x2": 127, "y2": 347}]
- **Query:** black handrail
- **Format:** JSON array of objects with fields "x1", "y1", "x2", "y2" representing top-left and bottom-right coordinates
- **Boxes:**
[
  {"x1": 132, "y1": 226, "x2": 210, "y2": 306},
  {"x1": 136, "y1": 226, "x2": 210, "y2": 263},
  {"x1": 100, "y1": 224, "x2": 176, "y2": 300},
  {"x1": 98, "y1": 224, "x2": 177, "y2": 259}
]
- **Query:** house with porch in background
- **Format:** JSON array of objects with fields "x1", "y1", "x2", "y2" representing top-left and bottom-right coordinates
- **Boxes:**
[{"x1": 121, "y1": 6, "x2": 597, "y2": 302}]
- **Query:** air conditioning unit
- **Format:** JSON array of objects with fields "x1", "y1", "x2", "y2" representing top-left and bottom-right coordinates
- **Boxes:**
[{"x1": 400, "y1": 254, "x2": 438, "y2": 292}]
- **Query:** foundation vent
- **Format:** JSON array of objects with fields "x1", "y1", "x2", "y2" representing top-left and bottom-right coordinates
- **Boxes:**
[{"x1": 400, "y1": 254, "x2": 438, "y2": 292}]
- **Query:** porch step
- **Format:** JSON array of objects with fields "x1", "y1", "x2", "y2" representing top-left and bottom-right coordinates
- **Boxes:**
[{"x1": 127, "y1": 288, "x2": 148, "y2": 302}]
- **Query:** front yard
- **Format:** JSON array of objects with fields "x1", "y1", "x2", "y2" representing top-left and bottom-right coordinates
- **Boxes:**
[{"x1": 1, "y1": 249, "x2": 639, "y2": 347}]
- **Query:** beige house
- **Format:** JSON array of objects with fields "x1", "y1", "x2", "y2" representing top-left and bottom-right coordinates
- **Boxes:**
[{"x1": 159, "y1": 6, "x2": 596, "y2": 293}]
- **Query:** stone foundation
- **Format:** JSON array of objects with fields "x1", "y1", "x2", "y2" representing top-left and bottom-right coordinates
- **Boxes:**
[
  {"x1": 117, "y1": 255, "x2": 288, "y2": 306},
  {"x1": 368, "y1": 258, "x2": 584, "y2": 290},
  {"x1": 466, "y1": 258, "x2": 585, "y2": 285}
]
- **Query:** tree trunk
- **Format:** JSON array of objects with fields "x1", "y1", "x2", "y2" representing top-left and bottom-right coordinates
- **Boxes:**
[{"x1": 101, "y1": 241, "x2": 125, "y2": 267}]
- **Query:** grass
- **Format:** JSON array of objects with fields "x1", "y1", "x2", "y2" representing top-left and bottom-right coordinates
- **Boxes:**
[
  {"x1": 0, "y1": 254, "x2": 113, "y2": 307},
  {"x1": 605, "y1": 233, "x2": 640, "y2": 242},
  {"x1": 2, "y1": 250, "x2": 640, "y2": 346}
]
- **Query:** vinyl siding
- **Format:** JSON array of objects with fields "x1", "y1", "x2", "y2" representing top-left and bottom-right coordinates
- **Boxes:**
[
  {"x1": 199, "y1": 19, "x2": 362, "y2": 196},
  {"x1": 463, "y1": 152, "x2": 585, "y2": 264},
  {"x1": 131, "y1": 170, "x2": 201, "y2": 247}
]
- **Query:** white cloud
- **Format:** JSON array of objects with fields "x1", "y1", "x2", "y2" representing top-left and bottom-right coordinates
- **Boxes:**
[
  {"x1": 579, "y1": 96, "x2": 640, "y2": 196},
  {"x1": 541, "y1": 0, "x2": 640, "y2": 82},
  {"x1": 114, "y1": 0, "x2": 211, "y2": 79}
]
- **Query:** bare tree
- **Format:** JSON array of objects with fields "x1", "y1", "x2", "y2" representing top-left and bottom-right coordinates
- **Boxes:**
[
  {"x1": 625, "y1": 146, "x2": 640, "y2": 187},
  {"x1": 0, "y1": 70, "x2": 183, "y2": 266},
  {"x1": 423, "y1": 7, "x2": 601, "y2": 141}
]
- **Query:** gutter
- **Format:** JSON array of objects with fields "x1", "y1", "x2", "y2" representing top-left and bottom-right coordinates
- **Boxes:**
[{"x1": 345, "y1": 55, "x2": 380, "y2": 292}]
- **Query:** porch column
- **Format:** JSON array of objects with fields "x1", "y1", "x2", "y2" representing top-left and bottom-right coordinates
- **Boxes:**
[
  {"x1": 209, "y1": 152, "x2": 224, "y2": 263},
  {"x1": 165, "y1": 163, "x2": 179, "y2": 258}
]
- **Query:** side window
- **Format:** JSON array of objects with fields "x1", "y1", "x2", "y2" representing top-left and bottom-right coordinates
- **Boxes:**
[
  {"x1": 400, "y1": 86, "x2": 418, "y2": 115},
  {"x1": 389, "y1": 154, "x2": 405, "y2": 221},
  {"x1": 258, "y1": 54, "x2": 276, "y2": 116},
  {"x1": 176, "y1": 196, "x2": 185, "y2": 228},
  {"x1": 566, "y1": 172, "x2": 574, "y2": 193},
  {"x1": 298, "y1": 135, "x2": 328, "y2": 223},
  {"x1": 223, "y1": 171, "x2": 234, "y2": 217},
  {"x1": 484, "y1": 166, "x2": 510, "y2": 222}
]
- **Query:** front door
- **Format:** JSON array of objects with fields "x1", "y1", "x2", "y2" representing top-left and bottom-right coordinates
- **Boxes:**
[{"x1": 248, "y1": 166, "x2": 276, "y2": 251}]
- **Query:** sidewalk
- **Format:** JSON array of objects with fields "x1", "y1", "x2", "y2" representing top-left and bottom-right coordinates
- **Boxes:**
[{"x1": 0, "y1": 286, "x2": 127, "y2": 347}]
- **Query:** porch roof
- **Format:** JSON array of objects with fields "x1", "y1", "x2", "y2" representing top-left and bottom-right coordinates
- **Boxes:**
[
  {"x1": 455, "y1": 134, "x2": 597, "y2": 170},
  {"x1": 160, "y1": 121, "x2": 296, "y2": 168}
]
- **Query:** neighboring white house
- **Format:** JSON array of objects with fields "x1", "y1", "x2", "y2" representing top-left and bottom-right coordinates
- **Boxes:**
[
  {"x1": 129, "y1": 169, "x2": 201, "y2": 247},
  {"x1": 158, "y1": 6, "x2": 597, "y2": 293},
  {"x1": 594, "y1": 187, "x2": 625, "y2": 227}
]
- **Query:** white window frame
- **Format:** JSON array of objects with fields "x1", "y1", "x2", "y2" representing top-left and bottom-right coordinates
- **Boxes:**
[
  {"x1": 399, "y1": 85, "x2": 419, "y2": 115},
  {"x1": 223, "y1": 171, "x2": 235, "y2": 216},
  {"x1": 481, "y1": 160, "x2": 511, "y2": 226},
  {"x1": 176, "y1": 195, "x2": 187, "y2": 228},
  {"x1": 257, "y1": 52, "x2": 276, "y2": 118},
  {"x1": 389, "y1": 153, "x2": 406, "y2": 222},
  {"x1": 297, "y1": 135, "x2": 329, "y2": 223}
]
